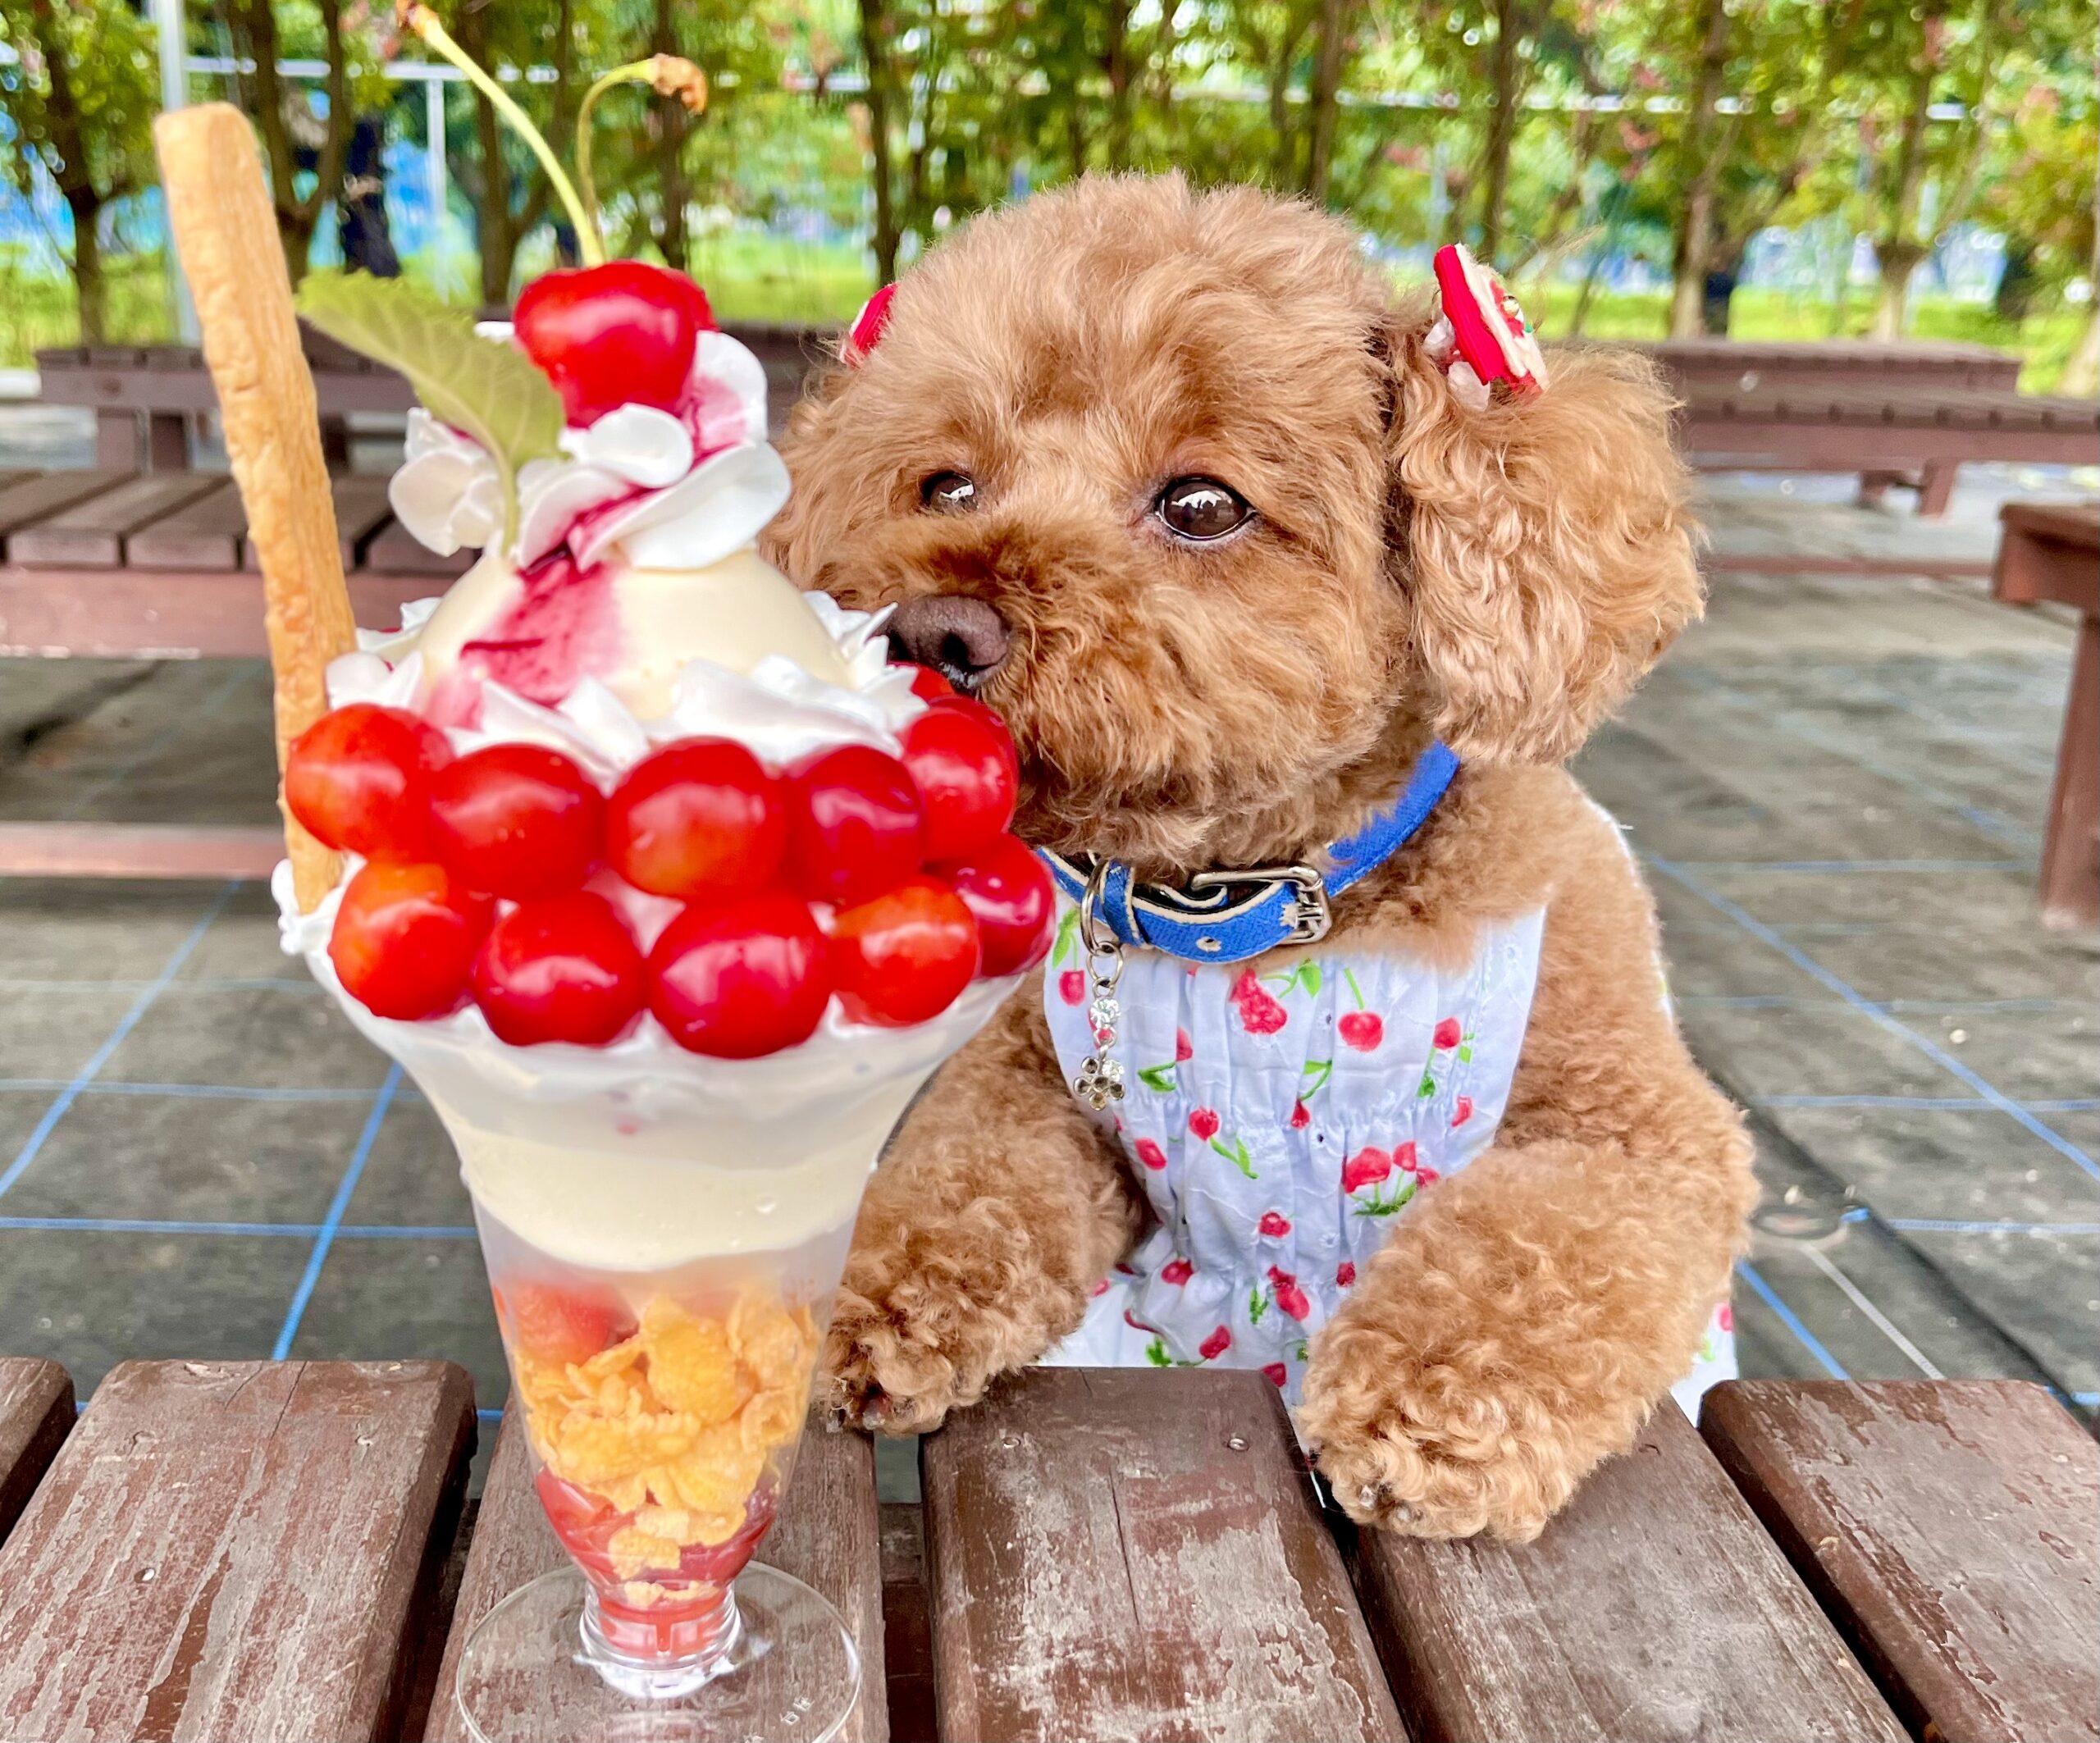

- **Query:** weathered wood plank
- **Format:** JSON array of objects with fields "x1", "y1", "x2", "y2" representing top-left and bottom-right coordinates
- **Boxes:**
[
  {"x1": 0, "y1": 1358, "x2": 473, "y2": 1743},
  {"x1": 360, "y1": 511, "x2": 473, "y2": 578},
  {"x1": 126, "y1": 478, "x2": 248, "y2": 570},
  {"x1": 1702, "y1": 1380, "x2": 2100, "y2": 1743},
  {"x1": 1346, "y1": 1399, "x2": 1906, "y2": 1743},
  {"x1": 0, "y1": 823, "x2": 282, "y2": 881},
  {"x1": 0, "y1": 1358, "x2": 73, "y2": 1545},
  {"x1": 9, "y1": 474, "x2": 225, "y2": 568},
  {"x1": 0, "y1": 471, "x2": 131, "y2": 552},
  {"x1": 424, "y1": 1403, "x2": 887, "y2": 1743},
  {"x1": 920, "y1": 1367, "x2": 1404, "y2": 1743}
]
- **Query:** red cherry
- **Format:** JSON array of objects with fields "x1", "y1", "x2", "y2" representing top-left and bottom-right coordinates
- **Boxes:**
[
  {"x1": 471, "y1": 891, "x2": 646, "y2": 1047},
  {"x1": 1189, "y1": 1107, "x2": 1221, "y2": 1141},
  {"x1": 1258, "y1": 1210, "x2": 1292, "y2": 1238},
  {"x1": 499, "y1": 1281, "x2": 632, "y2": 1366},
  {"x1": 1159, "y1": 1257, "x2": 1194, "y2": 1284},
  {"x1": 285, "y1": 702, "x2": 454, "y2": 858},
  {"x1": 607, "y1": 738, "x2": 784, "y2": 901},
  {"x1": 905, "y1": 665, "x2": 954, "y2": 702},
  {"x1": 783, "y1": 745, "x2": 923, "y2": 906},
  {"x1": 327, "y1": 860, "x2": 491, "y2": 1020},
  {"x1": 1262, "y1": 1362, "x2": 1289, "y2": 1387},
  {"x1": 648, "y1": 891, "x2": 831, "y2": 1058},
  {"x1": 829, "y1": 875, "x2": 979, "y2": 1027},
  {"x1": 1134, "y1": 1138, "x2": 1168, "y2": 1171},
  {"x1": 1058, "y1": 970, "x2": 1086, "y2": 1005},
  {"x1": 935, "y1": 836, "x2": 1052, "y2": 978},
  {"x1": 1432, "y1": 1016, "x2": 1463, "y2": 1050},
  {"x1": 513, "y1": 261, "x2": 714, "y2": 427},
  {"x1": 902, "y1": 703, "x2": 1017, "y2": 860},
  {"x1": 1337, "y1": 1011, "x2": 1384, "y2": 1052},
  {"x1": 1336, "y1": 1260, "x2": 1357, "y2": 1288},
  {"x1": 1267, "y1": 1266, "x2": 1312, "y2": 1321},
  {"x1": 1198, "y1": 1326, "x2": 1232, "y2": 1361},
  {"x1": 429, "y1": 743, "x2": 604, "y2": 899},
  {"x1": 929, "y1": 694, "x2": 1020, "y2": 787}
]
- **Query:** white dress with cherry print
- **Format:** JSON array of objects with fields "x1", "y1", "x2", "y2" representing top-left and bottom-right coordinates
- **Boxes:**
[{"x1": 1039, "y1": 901, "x2": 1736, "y2": 1417}]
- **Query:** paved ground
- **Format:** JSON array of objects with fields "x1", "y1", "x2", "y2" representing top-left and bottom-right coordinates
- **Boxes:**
[{"x1": 0, "y1": 446, "x2": 2093, "y2": 1463}]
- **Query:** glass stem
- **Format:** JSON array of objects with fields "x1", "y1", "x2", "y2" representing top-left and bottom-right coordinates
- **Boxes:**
[{"x1": 582, "y1": 1581, "x2": 742, "y2": 1678}]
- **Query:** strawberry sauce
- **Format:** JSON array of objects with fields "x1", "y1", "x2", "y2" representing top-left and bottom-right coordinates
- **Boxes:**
[{"x1": 431, "y1": 548, "x2": 623, "y2": 727}]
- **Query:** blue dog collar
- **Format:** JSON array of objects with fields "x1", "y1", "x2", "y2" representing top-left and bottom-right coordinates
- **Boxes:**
[{"x1": 1039, "y1": 741, "x2": 1459, "y2": 965}]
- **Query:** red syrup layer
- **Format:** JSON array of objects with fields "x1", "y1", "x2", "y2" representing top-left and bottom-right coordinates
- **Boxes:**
[{"x1": 428, "y1": 547, "x2": 623, "y2": 729}]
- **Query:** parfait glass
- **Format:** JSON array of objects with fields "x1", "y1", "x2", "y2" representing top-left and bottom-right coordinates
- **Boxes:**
[{"x1": 368, "y1": 992, "x2": 1003, "y2": 1743}]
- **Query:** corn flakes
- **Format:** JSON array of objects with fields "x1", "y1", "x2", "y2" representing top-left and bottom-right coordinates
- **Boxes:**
[{"x1": 510, "y1": 1284, "x2": 821, "y2": 1592}]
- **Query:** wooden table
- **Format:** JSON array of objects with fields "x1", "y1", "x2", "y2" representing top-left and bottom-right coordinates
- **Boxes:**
[
  {"x1": 1678, "y1": 381, "x2": 2100, "y2": 517},
  {"x1": 1994, "y1": 500, "x2": 2100, "y2": 928},
  {"x1": 1635, "y1": 338, "x2": 2024, "y2": 396},
  {"x1": 0, "y1": 1362, "x2": 2092, "y2": 1742},
  {"x1": 34, "y1": 325, "x2": 823, "y2": 473}
]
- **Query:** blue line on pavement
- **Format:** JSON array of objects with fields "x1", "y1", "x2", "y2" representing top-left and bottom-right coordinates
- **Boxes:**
[
  {"x1": 0, "y1": 883, "x2": 239, "y2": 1205},
  {"x1": 272, "y1": 1065, "x2": 402, "y2": 1361},
  {"x1": 0, "y1": 1216, "x2": 479, "y2": 1239},
  {"x1": 1886, "y1": 1218, "x2": 2100, "y2": 1236},
  {"x1": 1649, "y1": 855, "x2": 2100, "y2": 1185},
  {"x1": 1735, "y1": 1259, "x2": 1850, "y2": 1380}
]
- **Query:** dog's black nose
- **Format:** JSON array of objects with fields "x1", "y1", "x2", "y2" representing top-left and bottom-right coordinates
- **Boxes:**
[{"x1": 887, "y1": 595, "x2": 1011, "y2": 693}]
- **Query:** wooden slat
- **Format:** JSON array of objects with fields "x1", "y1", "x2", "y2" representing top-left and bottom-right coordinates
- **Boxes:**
[
  {"x1": 0, "y1": 1359, "x2": 72, "y2": 1545},
  {"x1": 126, "y1": 477, "x2": 248, "y2": 569},
  {"x1": 1702, "y1": 1380, "x2": 2100, "y2": 1743},
  {"x1": 0, "y1": 566, "x2": 444, "y2": 659},
  {"x1": 0, "y1": 1358, "x2": 473, "y2": 1743},
  {"x1": 0, "y1": 822, "x2": 284, "y2": 879},
  {"x1": 0, "y1": 470, "x2": 130, "y2": 551},
  {"x1": 920, "y1": 1367, "x2": 1404, "y2": 1743},
  {"x1": 9, "y1": 473, "x2": 225, "y2": 568},
  {"x1": 1346, "y1": 1400, "x2": 1906, "y2": 1743},
  {"x1": 331, "y1": 474, "x2": 403, "y2": 571},
  {"x1": 424, "y1": 1403, "x2": 888, "y2": 1743}
]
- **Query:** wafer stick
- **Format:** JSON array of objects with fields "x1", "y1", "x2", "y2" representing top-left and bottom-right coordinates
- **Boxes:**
[{"x1": 155, "y1": 103, "x2": 357, "y2": 912}]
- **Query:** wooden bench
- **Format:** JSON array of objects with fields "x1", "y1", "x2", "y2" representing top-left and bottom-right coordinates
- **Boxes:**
[
  {"x1": 1637, "y1": 338, "x2": 2025, "y2": 396},
  {"x1": 0, "y1": 1363, "x2": 2091, "y2": 1741},
  {"x1": 33, "y1": 325, "x2": 824, "y2": 473},
  {"x1": 1678, "y1": 381, "x2": 2099, "y2": 517},
  {"x1": 1994, "y1": 500, "x2": 2100, "y2": 928}
]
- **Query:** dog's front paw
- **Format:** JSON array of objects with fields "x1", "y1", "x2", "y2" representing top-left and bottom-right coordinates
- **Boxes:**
[
  {"x1": 1300, "y1": 1339, "x2": 1583, "y2": 1541},
  {"x1": 821, "y1": 1280, "x2": 977, "y2": 1435}
]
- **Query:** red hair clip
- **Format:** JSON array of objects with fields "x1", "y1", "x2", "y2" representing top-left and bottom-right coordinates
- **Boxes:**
[
  {"x1": 1431, "y1": 244, "x2": 1546, "y2": 399},
  {"x1": 843, "y1": 283, "x2": 897, "y2": 367}
]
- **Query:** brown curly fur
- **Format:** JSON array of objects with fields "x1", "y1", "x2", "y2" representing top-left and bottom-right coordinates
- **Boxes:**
[{"x1": 765, "y1": 173, "x2": 1755, "y2": 1540}]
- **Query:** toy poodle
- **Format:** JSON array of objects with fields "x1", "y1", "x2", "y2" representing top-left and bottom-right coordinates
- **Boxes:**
[{"x1": 764, "y1": 174, "x2": 1755, "y2": 1541}]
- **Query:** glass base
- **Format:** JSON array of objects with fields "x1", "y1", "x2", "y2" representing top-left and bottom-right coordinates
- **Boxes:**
[{"x1": 454, "y1": 1564, "x2": 861, "y2": 1743}]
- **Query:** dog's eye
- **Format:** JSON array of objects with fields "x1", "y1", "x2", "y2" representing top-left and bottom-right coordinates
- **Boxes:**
[
  {"x1": 920, "y1": 472, "x2": 978, "y2": 512},
  {"x1": 1155, "y1": 477, "x2": 1252, "y2": 541}
]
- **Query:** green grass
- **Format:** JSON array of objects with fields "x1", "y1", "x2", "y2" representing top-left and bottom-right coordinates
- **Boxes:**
[{"x1": 4, "y1": 235, "x2": 2084, "y2": 395}]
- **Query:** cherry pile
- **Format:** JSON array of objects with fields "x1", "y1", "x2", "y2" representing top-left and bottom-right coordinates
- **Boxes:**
[{"x1": 285, "y1": 674, "x2": 1052, "y2": 1056}]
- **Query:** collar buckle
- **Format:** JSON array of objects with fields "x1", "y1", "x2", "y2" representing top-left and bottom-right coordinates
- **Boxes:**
[{"x1": 1189, "y1": 863, "x2": 1331, "y2": 945}]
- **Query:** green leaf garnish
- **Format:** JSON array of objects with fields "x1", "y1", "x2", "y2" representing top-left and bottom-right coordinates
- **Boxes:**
[{"x1": 295, "y1": 271, "x2": 565, "y2": 553}]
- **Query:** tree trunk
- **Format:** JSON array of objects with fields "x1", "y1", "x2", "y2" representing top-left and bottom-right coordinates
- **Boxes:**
[
  {"x1": 858, "y1": 0, "x2": 900, "y2": 284},
  {"x1": 1105, "y1": 0, "x2": 1134, "y2": 171},
  {"x1": 64, "y1": 189, "x2": 106, "y2": 343},
  {"x1": 1475, "y1": 0, "x2": 1524, "y2": 263},
  {"x1": 1302, "y1": 0, "x2": 1349, "y2": 203},
  {"x1": 1868, "y1": 21, "x2": 1938, "y2": 341},
  {"x1": 457, "y1": 5, "x2": 518, "y2": 306},
  {"x1": 2061, "y1": 219, "x2": 2100, "y2": 397},
  {"x1": 651, "y1": 0, "x2": 692, "y2": 270},
  {"x1": 1669, "y1": 0, "x2": 1731, "y2": 338}
]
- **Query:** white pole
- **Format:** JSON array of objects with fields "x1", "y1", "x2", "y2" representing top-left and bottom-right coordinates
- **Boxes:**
[
  {"x1": 425, "y1": 78, "x2": 449, "y2": 292},
  {"x1": 152, "y1": 0, "x2": 199, "y2": 340}
]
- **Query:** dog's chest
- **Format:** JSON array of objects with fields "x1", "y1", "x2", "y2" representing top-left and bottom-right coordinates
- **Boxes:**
[{"x1": 1041, "y1": 905, "x2": 1545, "y2": 1385}]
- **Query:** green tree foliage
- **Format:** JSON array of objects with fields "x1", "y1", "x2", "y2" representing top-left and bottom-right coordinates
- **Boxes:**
[{"x1": 0, "y1": 0, "x2": 160, "y2": 341}]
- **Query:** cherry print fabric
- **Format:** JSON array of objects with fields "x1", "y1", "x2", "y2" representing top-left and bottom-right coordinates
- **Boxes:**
[{"x1": 1040, "y1": 898, "x2": 1735, "y2": 1419}]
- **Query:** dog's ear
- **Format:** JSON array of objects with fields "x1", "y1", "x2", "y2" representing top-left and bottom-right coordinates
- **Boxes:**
[{"x1": 1385, "y1": 310, "x2": 1703, "y2": 765}]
